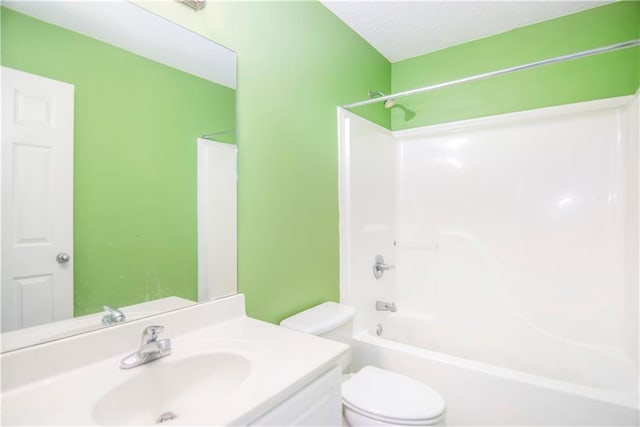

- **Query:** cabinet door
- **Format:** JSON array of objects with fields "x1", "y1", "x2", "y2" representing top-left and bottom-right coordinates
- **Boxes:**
[{"x1": 250, "y1": 366, "x2": 342, "y2": 426}]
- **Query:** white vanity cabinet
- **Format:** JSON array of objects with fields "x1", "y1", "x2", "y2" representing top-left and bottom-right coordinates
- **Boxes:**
[{"x1": 250, "y1": 366, "x2": 343, "y2": 426}]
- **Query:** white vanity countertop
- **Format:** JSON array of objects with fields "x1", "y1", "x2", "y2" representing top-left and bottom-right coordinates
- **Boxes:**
[{"x1": 0, "y1": 294, "x2": 349, "y2": 425}]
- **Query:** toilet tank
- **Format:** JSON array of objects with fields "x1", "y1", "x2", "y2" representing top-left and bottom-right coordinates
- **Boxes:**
[{"x1": 280, "y1": 302, "x2": 355, "y2": 345}]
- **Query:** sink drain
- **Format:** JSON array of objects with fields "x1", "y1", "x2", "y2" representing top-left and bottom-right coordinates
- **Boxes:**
[{"x1": 157, "y1": 411, "x2": 177, "y2": 424}]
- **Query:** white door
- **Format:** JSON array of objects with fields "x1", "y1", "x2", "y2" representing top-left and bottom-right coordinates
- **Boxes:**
[
  {"x1": 197, "y1": 138, "x2": 237, "y2": 302},
  {"x1": 1, "y1": 67, "x2": 74, "y2": 332}
]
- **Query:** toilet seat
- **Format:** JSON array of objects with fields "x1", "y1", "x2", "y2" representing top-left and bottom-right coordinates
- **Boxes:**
[
  {"x1": 343, "y1": 404, "x2": 444, "y2": 426},
  {"x1": 342, "y1": 366, "x2": 446, "y2": 425}
]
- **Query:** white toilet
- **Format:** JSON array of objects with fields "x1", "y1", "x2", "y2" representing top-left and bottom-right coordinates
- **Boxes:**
[{"x1": 280, "y1": 302, "x2": 446, "y2": 426}]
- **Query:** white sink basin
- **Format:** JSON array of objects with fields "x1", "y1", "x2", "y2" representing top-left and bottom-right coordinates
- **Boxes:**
[{"x1": 92, "y1": 352, "x2": 251, "y2": 425}]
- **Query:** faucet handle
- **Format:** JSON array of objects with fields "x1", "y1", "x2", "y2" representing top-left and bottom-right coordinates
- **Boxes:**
[
  {"x1": 141, "y1": 325, "x2": 164, "y2": 345},
  {"x1": 373, "y1": 255, "x2": 395, "y2": 279},
  {"x1": 102, "y1": 305, "x2": 125, "y2": 326}
]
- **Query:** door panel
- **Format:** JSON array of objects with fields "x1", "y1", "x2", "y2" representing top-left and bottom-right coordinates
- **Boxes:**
[{"x1": 2, "y1": 66, "x2": 74, "y2": 332}]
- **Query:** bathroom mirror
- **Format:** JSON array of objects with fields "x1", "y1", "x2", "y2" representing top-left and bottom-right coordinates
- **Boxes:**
[{"x1": 0, "y1": 1, "x2": 237, "y2": 352}]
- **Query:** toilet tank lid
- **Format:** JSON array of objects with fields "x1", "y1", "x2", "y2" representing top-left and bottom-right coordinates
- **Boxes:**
[{"x1": 279, "y1": 302, "x2": 355, "y2": 335}]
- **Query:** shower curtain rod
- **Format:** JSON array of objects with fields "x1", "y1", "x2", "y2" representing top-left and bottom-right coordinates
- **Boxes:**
[{"x1": 342, "y1": 39, "x2": 640, "y2": 109}]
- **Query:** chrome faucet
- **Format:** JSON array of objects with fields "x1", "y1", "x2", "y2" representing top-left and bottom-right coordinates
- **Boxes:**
[
  {"x1": 376, "y1": 301, "x2": 397, "y2": 312},
  {"x1": 102, "y1": 305, "x2": 125, "y2": 326},
  {"x1": 120, "y1": 325, "x2": 171, "y2": 369},
  {"x1": 373, "y1": 255, "x2": 395, "y2": 279}
]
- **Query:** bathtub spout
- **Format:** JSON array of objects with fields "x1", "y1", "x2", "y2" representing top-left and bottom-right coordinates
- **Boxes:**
[{"x1": 376, "y1": 301, "x2": 397, "y2": 312}]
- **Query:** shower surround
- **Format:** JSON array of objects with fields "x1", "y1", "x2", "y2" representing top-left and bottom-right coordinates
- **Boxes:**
[{"x1": 338, "y1": 95, "x2": 639, "y2": 424}]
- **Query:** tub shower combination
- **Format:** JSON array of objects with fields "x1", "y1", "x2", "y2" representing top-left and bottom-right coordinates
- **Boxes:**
[{"x1": 338, "y1": 45, "x2": 639, "y2": 424}]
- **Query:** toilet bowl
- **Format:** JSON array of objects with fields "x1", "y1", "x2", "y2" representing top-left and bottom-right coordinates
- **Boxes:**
[{"x1": 280, "y1": 302, "x2": 446, "y2": 426}]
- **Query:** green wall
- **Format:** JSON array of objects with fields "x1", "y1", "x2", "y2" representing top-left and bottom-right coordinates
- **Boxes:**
[
  {"x1": 391, "y1": 1, "x2": 640, "y2": 130},
  {"x1": 1, "y1": 8, "x2": 236, "y2": 315},
  {"x1": 9, "y1": 2, "x2": 627, "y2": 326},
  {"x1": 136, "y1": 1, "x2": 391, "y2": 323},
  {"x1": 207, "y1": 2, "x2": 390, "y2": 323}
]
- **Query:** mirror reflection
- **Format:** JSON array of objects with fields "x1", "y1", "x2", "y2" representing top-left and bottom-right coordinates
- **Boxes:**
[{"x1": 0, "y1": 1, "x2": 237, "y2": 352}]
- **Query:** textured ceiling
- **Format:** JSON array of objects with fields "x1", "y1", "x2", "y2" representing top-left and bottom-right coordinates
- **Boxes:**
[{"x1": 321, "y1": 1, "x2": 612, "y2": 62}]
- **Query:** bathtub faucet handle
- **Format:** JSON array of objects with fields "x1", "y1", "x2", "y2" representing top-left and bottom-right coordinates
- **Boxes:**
[{"x1": 373, "y1": 255, "x2": 395, "y2": 279}]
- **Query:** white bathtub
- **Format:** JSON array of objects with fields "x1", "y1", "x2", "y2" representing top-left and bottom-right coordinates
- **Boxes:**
[
  {"x1": 339, "y1": 97, "x2": 640, "y2": 425},
  {"x1": 350, "y1": 320, "x2": 639, "y2": 426}
]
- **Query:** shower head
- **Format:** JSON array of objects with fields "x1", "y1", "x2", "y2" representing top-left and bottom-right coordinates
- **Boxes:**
[
  {"x1": 367, "y1": 90, "x2": 413, "y2": 119},
  {"x1": 368, "y1": 90, "x2": 395, "y2": 109}
]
